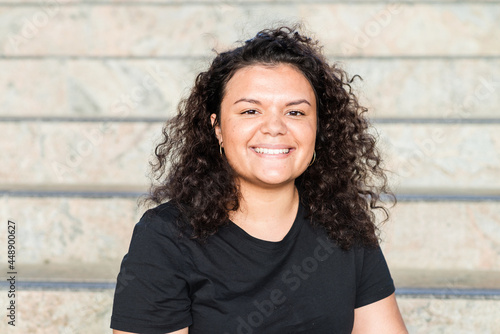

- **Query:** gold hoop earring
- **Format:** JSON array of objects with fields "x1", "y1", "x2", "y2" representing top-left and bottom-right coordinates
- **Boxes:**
[
  {"x1": 219, "y1": 143, "x2": 223, "y2": 156},
  {"x1": 308, "y1": 150, "x2": 316, "y2": 167}
]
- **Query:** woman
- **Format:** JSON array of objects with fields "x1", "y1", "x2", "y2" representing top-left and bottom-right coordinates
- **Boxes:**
[{"x1": 111, "y1": 26, "x2": 408, "y2": 334}]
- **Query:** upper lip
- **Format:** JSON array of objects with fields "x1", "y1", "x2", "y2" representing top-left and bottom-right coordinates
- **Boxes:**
[{"x1": 251, "y1": 144, "x2": 294, "y2": 149}]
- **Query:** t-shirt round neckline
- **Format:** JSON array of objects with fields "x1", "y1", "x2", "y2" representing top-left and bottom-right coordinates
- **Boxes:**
[{"x1": 225, "y1": 203, "x2": 305, "y2": 251}]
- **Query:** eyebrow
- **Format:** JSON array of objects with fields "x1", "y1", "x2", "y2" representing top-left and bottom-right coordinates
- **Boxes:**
[{"x1": 233, "y1": 98, "x2": 311, "y2": 107}]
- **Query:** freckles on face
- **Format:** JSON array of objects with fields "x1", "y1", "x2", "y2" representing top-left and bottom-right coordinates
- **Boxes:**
[{"x1": 213, "y1": 64, "x2": 317, "y2": 188}]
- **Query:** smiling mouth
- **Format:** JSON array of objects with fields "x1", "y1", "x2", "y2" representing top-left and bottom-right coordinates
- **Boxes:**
[{"x1": 253, "y1": 147, "x2": 290, "y2": 155}]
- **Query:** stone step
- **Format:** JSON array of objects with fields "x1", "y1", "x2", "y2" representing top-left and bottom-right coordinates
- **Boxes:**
[
  {"x1": 0, "y1": 59, "x2": 194, "y2": 119},
  {"x1": 2, "y1": 196, "x2": 499, "y2": 271},
  {"x1": 347, "y1": 59, "x2": 500, "y2": 120},
  {"x1": 1, "y1": 122, "x2": 499, "y2": 189},
  {"x1": 1, "y1": 58, "x2": 498, "y2": 119},
  {"x1": 0, "y1": 196, "x2": 141, "y2": 265},
  {"x1": 4, "y1": 263, "x2": 500, "y2": 292},
  {"x1": 0, "y1": 287, "x2": 114, "y2": 334},
  {"x1": 0, "y1": 0, "x2": 479, "y2": 3},
  {"x1": 376, "y1": 123, "x2": 500, "y2": 191},
  {"x1": 398, "y1": 296, "x2": 500, "y2": 334},
  {"x1": 382, "y1": 201, "x2": 500, "y2": 271},
  {"x1": 1, "y1": 3, "x2": 499, "y2": 57},
  {"x1": 0, "y1": 121, "x2": 163, "y2": 186},
  {"x1": 0, "y1": 270, "x2": 498, "y2": 334}
]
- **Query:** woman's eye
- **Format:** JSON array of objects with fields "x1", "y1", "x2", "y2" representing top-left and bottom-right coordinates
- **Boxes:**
[
  {"x1": 287, "y1": 110, "x2": 304, "y2": 116},
  {"x1": 242, "y1": 109, "x2": 258, "y2": 115}
]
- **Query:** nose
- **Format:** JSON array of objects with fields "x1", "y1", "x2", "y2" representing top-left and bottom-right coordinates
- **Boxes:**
[{"x1": 260, "y1": 112, "x2": 287, "y2": 136}]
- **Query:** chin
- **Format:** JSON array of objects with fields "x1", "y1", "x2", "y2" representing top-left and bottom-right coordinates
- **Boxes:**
[{"x1": 255, "y1": 175, "x2": 296, "y2": 187}]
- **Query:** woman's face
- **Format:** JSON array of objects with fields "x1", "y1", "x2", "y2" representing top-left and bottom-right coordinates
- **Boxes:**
[{"x1": 212, "y1": 64, "x2": 317, "y2": 190}]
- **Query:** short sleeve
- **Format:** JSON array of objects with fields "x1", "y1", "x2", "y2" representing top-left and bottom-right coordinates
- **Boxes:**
[
  {"x1": 355, "y1": 245, "x2": 395, "y2": 308},
  {"x1": 111, "y1": 209, "x2": 192, "y2": 333}
]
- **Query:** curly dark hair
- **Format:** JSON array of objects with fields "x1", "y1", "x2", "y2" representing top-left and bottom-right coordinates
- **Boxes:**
[{"x1": 146, "y1": 26, "x2": 394, "y2": 250}]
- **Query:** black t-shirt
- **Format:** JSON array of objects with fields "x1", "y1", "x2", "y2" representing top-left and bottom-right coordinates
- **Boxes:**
[{"x1": 111, "y1": 202, "x2": 395, "y2": 334}]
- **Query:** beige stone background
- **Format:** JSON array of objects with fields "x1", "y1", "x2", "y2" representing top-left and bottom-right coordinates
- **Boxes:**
[{"x1": 0, "y1": 0, "x2": 499, "y2": 333}]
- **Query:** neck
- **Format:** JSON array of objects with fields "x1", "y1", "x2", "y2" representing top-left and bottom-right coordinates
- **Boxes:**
[{"x1": 229, "y1": 181, "x2": 299, "y2": 241}]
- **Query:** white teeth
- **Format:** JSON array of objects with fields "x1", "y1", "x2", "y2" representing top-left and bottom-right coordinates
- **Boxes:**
[{"x1": 254, "y1": 148, "x2": 290, "y2": 154}]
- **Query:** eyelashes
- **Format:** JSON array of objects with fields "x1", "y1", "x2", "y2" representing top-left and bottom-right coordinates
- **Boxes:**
[
  {"x1": 241, "y1": 109, "x2": 258, "y2": 115},
  {"x1": 240, "y1": 109, "x2": 305, "y2": 116},
  {"x1": 286, "y1": 110, "x2": 305, "y2": 116}
]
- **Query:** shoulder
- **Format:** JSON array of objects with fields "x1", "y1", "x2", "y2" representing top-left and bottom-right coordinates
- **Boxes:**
[
  {"x1": 352, "y1": 243, "x2": 387, "y2": 266},
  {"x1": 143, "y1": 200, "x2": 181, "y2": 223},
  {"x1": 136, "y1": 201, "x2": 192, "y2": 238},
  {"x1": 122, "y1": 201, "x2": 196, "y2": 273},
  {"x1": 345, "y1": 242, "x2": 389, "y2": 275}
]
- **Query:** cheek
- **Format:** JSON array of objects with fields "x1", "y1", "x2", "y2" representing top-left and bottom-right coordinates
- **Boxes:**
[
  {"x1": 307, "y1": 119, "x2": 318, "y2": 145},
  {"x1": 221, "y1": 122, "x2": 244, "y2": 151},
  {"x1": 222, "y1": 120, "x2": 254, "y2": 144},
  {"x1": 291, "y1": 123, "x2": 317, "y2": 145}
]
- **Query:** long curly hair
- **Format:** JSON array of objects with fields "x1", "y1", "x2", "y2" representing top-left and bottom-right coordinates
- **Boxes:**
[{"x1": 146, "y1": 26, "x2": 394, "y2": 250}]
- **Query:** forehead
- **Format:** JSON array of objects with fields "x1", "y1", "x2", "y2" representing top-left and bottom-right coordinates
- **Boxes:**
[{"x1": 223, "y1": 64, "x2": 316, "y2": 103}]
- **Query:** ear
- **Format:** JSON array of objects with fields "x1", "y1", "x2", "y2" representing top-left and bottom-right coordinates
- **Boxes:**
[{"x1": 210, "y1": 113, "x2": 223, "y2": 145}]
